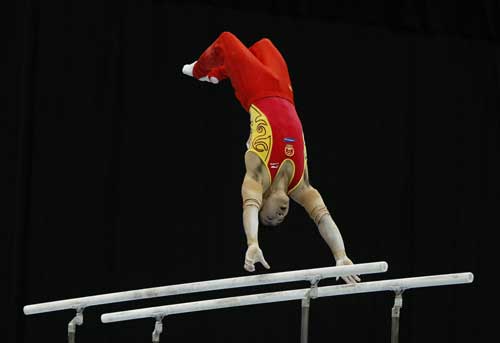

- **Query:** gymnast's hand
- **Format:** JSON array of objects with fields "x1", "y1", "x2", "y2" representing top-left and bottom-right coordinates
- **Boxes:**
[
  {"x1": 244, "y1": 244, "x2": 271, "y2": 272},
  {"x1": 335, "y1": 256, "x2": 361, "y2": 284}
]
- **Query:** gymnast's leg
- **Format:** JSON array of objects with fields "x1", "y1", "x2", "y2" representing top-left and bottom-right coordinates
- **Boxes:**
[
  {"x1": 182, "y1": 31, "x2": 268, "y2": 85},
  {"x1": 249, "y1": 38, "x2": 290, "y2": 79}
]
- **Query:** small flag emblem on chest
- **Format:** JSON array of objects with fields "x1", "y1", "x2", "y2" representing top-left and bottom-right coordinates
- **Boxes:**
[{"x1": 285, "y1": 144, "x2": 295, "y2": 157}]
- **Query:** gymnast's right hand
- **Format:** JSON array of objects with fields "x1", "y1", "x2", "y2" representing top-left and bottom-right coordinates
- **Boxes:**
[{"x1": 244, "y1": 244, "x2": 271, "y2": 272}]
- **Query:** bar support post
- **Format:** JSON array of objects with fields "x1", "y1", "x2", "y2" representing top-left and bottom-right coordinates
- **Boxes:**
[
  {"x1": 300, "y1": 277, "x2": 320, "y2": 343},
  {"x1": 67, "y1": 308, "x2": 84, "y2": 343},
  {"x1": 391, "y1": 290, "x2": 403, "y2": 343},
  {"x1": 152, "y1": 316, "x2": 164, "y2": 343}
]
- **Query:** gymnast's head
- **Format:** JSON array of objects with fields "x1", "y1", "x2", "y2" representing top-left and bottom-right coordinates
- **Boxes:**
[{"x1": 259, "y1": 190, "x2": 290, "y2": 226}]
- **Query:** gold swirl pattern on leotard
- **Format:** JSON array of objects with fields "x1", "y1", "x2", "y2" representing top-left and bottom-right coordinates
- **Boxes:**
[{"x1": 248, "y1": 104, "x2": 273, "y2": 163}]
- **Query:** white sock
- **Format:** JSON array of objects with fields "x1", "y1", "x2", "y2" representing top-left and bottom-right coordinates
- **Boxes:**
[
  {"x1": 198, "y1": 76, "x2": 219, "y2": 84},
  {"x1": 182, "y1": 61, "x2": 196, "y2": 77},
  {"x1": 182, "y1": 61, "x2": 219, "y2": 84}
]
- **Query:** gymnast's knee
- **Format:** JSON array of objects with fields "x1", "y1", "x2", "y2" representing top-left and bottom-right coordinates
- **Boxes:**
[
  {"x1": 218, "y1": 31, "x2": 239, "y2": 43},
  {"x1": 251, "y1": 38, "x2": 273, "y2": 49}
]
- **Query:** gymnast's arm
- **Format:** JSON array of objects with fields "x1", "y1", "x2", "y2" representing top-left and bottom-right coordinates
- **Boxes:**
[
  {"x1": 290, "y1": 168, "x2": 360, "y2": 284},
  {"x1": 241, "y1": 152, "x2": 270, "y2": 272}
]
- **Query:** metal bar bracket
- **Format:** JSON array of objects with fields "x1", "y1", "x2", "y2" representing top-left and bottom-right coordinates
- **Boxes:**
[
  {"x1": 300, "y1": 276, "x2": 321, "y2": 343},
  {"x1": 152, "y1": 316, "x2": 164, "y2": 343},
  {"x1": 67, "y1": 308, "x2": 84, "y2": 343},
  {"x1": 391, "y1": 290, "x2": 404, "y2": 343}
]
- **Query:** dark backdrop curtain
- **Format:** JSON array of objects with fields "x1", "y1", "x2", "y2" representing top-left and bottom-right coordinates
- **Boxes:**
[{"x1": 2, "y1": 1, "x2": 498, "y2": 342}]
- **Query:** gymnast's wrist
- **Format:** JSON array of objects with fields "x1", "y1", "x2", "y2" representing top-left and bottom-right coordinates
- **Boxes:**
[
  {"x1": 333, "y1": 249, "x2": 347, "y2": 262},
  {"x1": 247, "y1": 240, "x2": 259, "y2": 247}
]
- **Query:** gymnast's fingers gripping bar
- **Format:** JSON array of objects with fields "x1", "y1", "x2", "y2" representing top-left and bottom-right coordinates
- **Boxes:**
[
  {"x1": 100, "y1": 272, "x2": 473, "y2": 323},
  {"x1": 24, "y1": 261, "x2": 388, "y2": 315}
]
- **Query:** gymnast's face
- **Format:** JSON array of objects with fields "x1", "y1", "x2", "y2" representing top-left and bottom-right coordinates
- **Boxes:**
[{"x1": 259, "y1": 191, "x2": 290, "y2": 226}]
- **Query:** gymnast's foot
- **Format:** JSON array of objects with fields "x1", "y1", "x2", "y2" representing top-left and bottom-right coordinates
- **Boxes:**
[
  {"x1": 199, "y1": 75, "x2": 219, "y2": 84},
  {"x1": 182, "y1": 61, "x2": 196, "y2": 77},
  {"x1": 182, "y1": 61, "x2": 219, "y2": 84}
]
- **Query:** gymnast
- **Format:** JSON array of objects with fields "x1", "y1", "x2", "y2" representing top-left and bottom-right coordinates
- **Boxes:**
[{"x1": 182, "y1": 31, "x2": 360, "y2": 284}]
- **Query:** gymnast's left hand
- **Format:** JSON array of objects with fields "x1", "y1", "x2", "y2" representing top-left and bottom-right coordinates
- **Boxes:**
[{"x1": 335, "y1": 256, "x2": 361, "y2": 284}]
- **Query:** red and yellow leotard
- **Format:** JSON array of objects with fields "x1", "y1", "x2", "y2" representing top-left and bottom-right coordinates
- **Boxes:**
[
  {"x1": 248, "y1": 97, "x2": 305, "y2": 193},
  {"x1": 192, "y1": 31, "x2": 306, "y2": 192}
]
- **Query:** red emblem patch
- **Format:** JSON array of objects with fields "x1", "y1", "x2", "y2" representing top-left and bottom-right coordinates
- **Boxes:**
[{"x1": 284, "y1": 144, "x2": 294, "y2": 157}]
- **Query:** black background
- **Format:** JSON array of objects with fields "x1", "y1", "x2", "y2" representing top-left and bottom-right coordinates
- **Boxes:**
[{"x1": 3, "y1": 1, "x2": 498, "y2": 342}]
